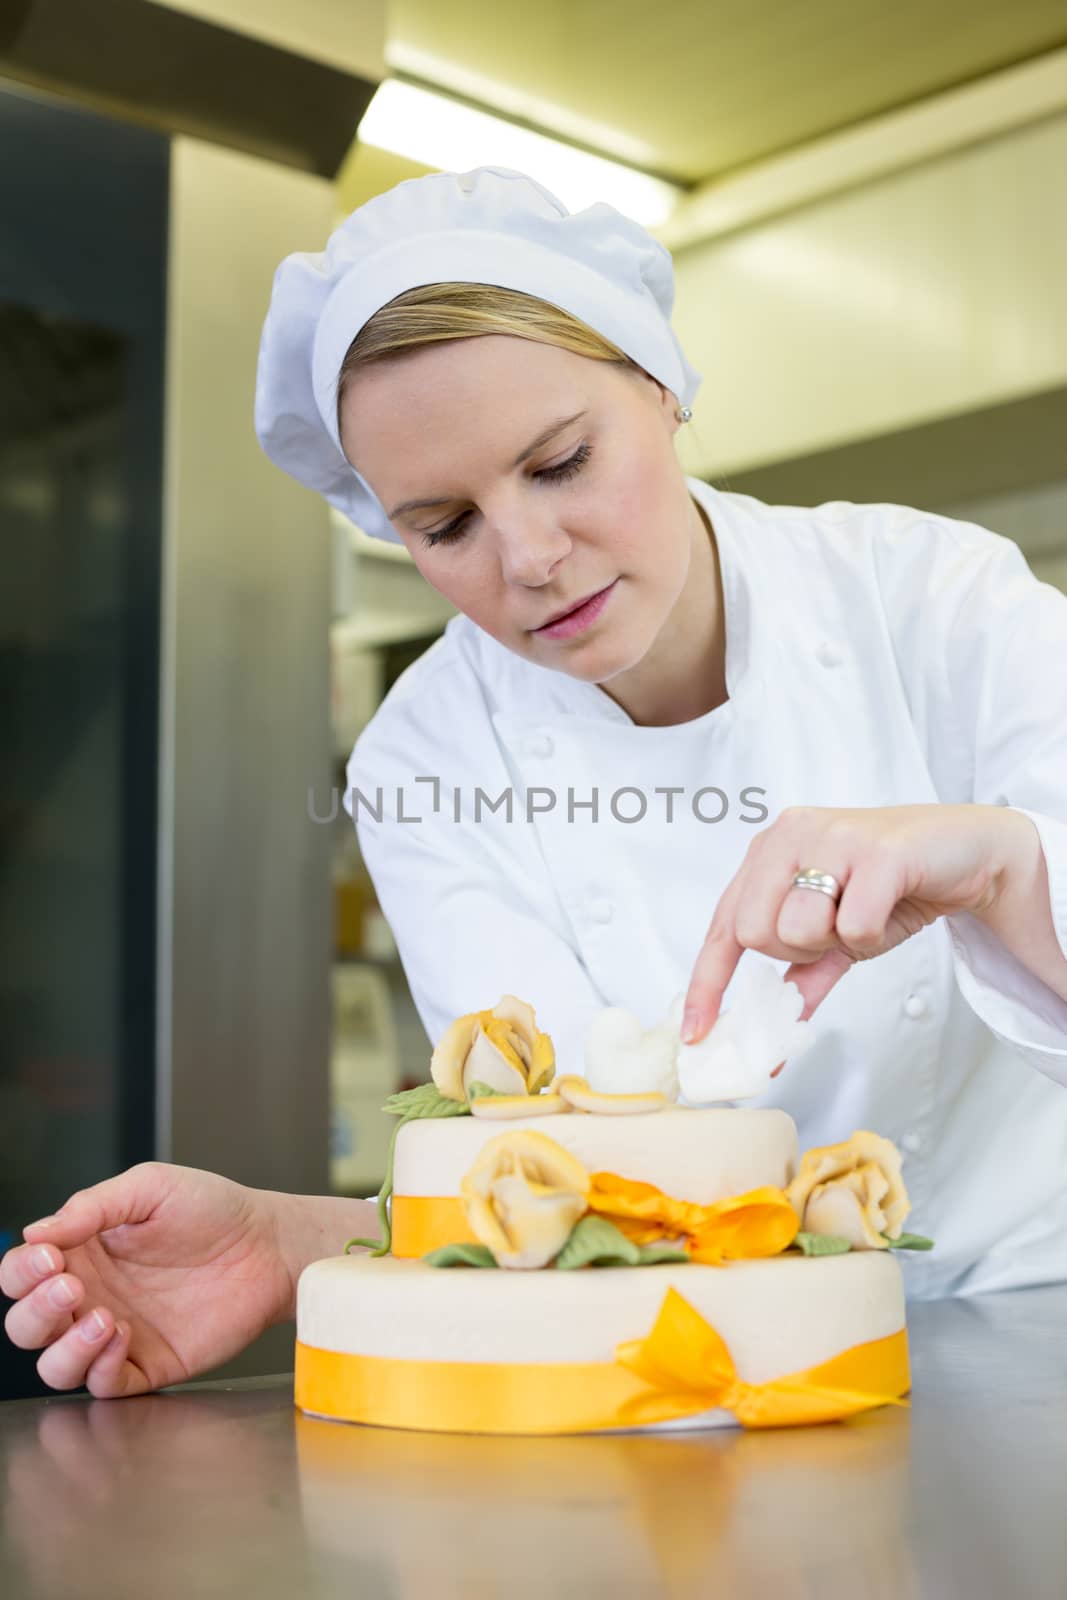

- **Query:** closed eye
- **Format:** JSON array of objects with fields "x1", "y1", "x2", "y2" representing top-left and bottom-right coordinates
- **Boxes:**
[{"x1": 419, "y1": 442, "x2": 593, "y2": 550}]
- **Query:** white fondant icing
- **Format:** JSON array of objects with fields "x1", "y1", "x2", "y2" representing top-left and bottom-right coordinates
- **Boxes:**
[
  {"x1": 392, "y1": 1106, "x2": 798, "y2": 1201},
  {"x1": 297, "y1": 1251, "x2": 905, "y2": 1381}
]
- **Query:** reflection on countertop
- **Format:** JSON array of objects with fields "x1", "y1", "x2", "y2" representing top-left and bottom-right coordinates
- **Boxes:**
[{"x1": 1, "y1": 1286, "x2": 1065, "y2": 1598}]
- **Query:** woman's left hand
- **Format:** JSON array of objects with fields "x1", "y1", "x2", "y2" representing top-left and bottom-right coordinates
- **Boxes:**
[{"x1": 681, "y1": 802, "x2": 1030, "y2": 1048}]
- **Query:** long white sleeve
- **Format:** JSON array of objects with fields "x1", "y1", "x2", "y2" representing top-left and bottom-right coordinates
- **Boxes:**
[{"x1": 871, "y1": 508, "x2": 1067, "y2": 1080}]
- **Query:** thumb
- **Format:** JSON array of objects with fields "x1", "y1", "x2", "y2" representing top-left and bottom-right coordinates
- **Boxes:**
[{"x1": 22, "y1": 1164, "x2": 164, "y2": 1249}]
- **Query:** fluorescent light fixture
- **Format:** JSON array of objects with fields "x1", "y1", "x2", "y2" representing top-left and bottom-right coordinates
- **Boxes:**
[{"x1": 358, "y1": 79, "x2": 680, "y2": 227}]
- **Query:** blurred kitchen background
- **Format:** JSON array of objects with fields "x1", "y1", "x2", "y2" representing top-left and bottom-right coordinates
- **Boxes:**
[{"x1": 2, "y1": 1, "x2": 1066, "y2": 1396}]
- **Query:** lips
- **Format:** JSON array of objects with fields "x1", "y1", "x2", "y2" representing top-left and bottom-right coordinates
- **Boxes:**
[{"x1": 535, "y1": 585, "x2": 610, "y2": 631}]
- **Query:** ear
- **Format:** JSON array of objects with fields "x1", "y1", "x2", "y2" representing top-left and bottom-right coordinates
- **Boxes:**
[{"x1": 633, "y1": 366, "x2": 682, "y2": 433}]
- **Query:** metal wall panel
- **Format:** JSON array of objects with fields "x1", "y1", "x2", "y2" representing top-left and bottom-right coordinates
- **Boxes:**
[{"x1": 160, "y1": 136, "x2": 334, "y2": 1219}]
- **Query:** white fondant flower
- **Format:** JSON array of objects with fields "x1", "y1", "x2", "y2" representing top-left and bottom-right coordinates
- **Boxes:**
[
  {"x1": 582, "y1": 997, "x2": 683, "y2": 1100},
  {"x1": 676, "y1": 960, "x2": 815, "y2": 1103}
]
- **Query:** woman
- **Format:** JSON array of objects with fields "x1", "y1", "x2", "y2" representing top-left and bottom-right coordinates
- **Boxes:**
[{"x1": 4, "y1": 165, "x2": 1067, "y2": 1399}]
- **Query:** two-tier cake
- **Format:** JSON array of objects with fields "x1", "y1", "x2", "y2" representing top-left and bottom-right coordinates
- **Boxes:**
[{"x1": 295, "y1": 984, "x2": 928, "y2": 1434}]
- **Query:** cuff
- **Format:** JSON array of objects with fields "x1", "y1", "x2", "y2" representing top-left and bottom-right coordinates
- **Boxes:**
[
  {"x1": 946, "y1": 806, "x2": 1067, "y2": 1082},
  {"x1": 1012, "y1": 807, "x2": 1067, "y2": 967}
]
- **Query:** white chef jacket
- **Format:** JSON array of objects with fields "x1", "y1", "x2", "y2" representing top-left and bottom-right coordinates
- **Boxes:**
[{"x1": 344, "y1": 476, "x2": 1067, "y2": 1301}]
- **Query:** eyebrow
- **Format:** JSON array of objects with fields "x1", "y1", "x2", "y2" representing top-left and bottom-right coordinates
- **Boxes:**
[{"x1": 387, "y1": 410, "x2": 588, "y2": 521}]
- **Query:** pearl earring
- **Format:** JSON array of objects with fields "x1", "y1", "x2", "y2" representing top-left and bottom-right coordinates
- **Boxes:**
[{"x1": 677, "y1": 406, "x2": 693, "y2": 423}]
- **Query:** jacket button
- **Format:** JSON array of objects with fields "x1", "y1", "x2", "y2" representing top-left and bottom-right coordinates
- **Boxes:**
[
  {"x1": 900, "y1": 1132, "x2": 924, "y2": 1154},
  {"x1": 587, "y1": 897, "x2": 614, "y2": 925},
  {"x1": 525, "y1": 733, "x2": 554, "y2": 758},
  {"x1": 815, "y1": 641, "x2": 842, "y2": 668},
  {"x1": 903, "y1": 994, "x2": 928, "y2": 1020}
]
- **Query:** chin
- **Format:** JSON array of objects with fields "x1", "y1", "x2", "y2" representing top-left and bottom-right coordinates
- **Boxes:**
[{"x1": 559, "y1": 638, "x2": 647, "y2": 684}]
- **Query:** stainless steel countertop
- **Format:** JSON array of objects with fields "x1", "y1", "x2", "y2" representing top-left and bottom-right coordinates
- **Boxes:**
[{"x1": 1, "y1": 1286, "x2": 1064, "y2": 1599}]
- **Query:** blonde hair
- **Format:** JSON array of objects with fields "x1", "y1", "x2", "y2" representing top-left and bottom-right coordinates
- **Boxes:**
[{"x1": 335, "y1": 282, "x2": 645, "y2": 437}]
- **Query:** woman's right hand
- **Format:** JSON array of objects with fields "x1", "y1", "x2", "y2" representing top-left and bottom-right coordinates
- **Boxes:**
[{"x1": 1, "y1": 1163, "x2": 295, "y2": 1397}]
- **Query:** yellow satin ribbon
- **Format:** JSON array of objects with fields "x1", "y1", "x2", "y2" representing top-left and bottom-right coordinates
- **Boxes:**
[
  {"x1": 391, "y1": 1180, "x2": 799, "y2": 1263},
  {"x1": 587, "y1": 1176, "x2": 799, "y2": 1263},
  {"x1": 295, "y1": 1288, "x2": 909, "y2": 1434},
  {"x1": 391, "y1": 1195, "x2": 471, "y2": 1258}
]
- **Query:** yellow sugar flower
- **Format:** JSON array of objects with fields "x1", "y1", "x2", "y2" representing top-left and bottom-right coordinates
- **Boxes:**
[
  {"x1": 431, "y1": 995, "x2": 556, "y2": 1103},
  {"x1": 461, "y1": 1131, "x2": 591, "y2": 1269},
  {"x1": 785, "y1": 1131, "x2": 910, "y2": 1250}
]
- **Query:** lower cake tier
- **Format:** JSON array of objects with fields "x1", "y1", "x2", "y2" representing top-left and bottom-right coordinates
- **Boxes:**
[{"x1": 295, "y1": 1251, "x2": 908, "y2": 1435}]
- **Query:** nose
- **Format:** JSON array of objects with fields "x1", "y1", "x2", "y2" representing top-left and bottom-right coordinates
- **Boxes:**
[{"x1": 494, "y1": 510, "x2": 572, "y2": 587}]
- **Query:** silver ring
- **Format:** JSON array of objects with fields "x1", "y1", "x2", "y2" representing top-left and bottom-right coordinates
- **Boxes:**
[{"x1": 791, "y1": 867, "x2": 842, "y2": 902}]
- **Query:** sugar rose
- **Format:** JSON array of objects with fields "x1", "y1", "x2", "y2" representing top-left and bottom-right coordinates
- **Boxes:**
[
  {"x1": 431, "y1": 995, "x2": 556, "y2": 1104},
  {"x1": 461, "y1": 1131, "x2": 591, "y2": 1269},
  {"x1": 785, "y1": 1130, "x2": 910, "y2": 1250}
]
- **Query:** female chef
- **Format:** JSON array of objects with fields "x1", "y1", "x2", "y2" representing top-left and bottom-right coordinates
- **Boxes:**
[{"x1": 4, "y1": 166, "x2": 1067, "y2": 1398}]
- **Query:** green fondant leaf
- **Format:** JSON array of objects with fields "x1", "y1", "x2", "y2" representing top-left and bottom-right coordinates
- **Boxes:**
[
  {"x1": 343, "y1": 1236, "x2": 383, "y2": 1254},
  {"x1": 634, "y1": 1242, "x2": 691, "y2": 1265},
  {"x1": 555, "y1": 1217, "x2": 690, "y2": 1269},
  {"x1": 792, "y1": 1231, "x2": 852, "y2": 1257},
  {"x1": 885, "y1": 1232, "x2": 935, "y2": 1251},
  {"x1": 555, "y1": 1216, "x2": 641, "y2": 1269},
  {"x1": 466, "y1": 1080, "x2": 514, "y2": 1100},
  {"x1": 423, "y1": 1242, "x2": 499, "y2": 1269},
  {"x1": 381, "y1": 1082, "x2": 471, "y2": 1120}
]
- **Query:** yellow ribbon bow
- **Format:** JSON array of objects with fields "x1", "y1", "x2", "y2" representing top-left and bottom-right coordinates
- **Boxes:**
[
  {"x1": 587, "y1": 1174, "x2": 800, "y2": 1263},
  {"x1": 615, "y1": 1287, "x2": 911, "y2": 1429}
]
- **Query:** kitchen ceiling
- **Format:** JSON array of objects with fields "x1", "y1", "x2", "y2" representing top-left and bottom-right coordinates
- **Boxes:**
[{"x1": 338, "y1": 0, "x2": 1067, "y2": 209}]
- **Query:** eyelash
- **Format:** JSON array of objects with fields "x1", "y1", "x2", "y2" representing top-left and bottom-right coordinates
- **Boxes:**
[{"x1": 420, "y1": 442, "x2": 593, "y2": 549}]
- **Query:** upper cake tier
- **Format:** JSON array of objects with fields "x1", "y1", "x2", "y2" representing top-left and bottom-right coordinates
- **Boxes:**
[{"x1": 392, "y1": 1106, "x2": 798, "y2": 1206}]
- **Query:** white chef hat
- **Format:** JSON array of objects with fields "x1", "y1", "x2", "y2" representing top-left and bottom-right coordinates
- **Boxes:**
[{"x1": 254, "y1": 164, "x2": 702, "y2": 544}]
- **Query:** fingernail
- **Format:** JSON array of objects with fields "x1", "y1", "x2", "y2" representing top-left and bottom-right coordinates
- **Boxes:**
[
  {"x1": 82, "y1": 1310, "x2": 110, "y2": 1343},
  {"x1": 33, "y1": 1247, "x2": 56, "y2": 1276},
  {"x1": 681, "y1": 1008, "x2": 701, "y2": 1044},
  {"x1": 48, "y1": 1278, "x2": 76, "y2": 1308},
  {"x1": 26, "y1": 1216, "x2": 59, "y2": 1232}
]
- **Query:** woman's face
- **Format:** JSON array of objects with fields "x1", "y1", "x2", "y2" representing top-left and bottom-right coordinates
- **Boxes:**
[{"x1": 338, "y1": 335, "x2": 696, "y2": 685}]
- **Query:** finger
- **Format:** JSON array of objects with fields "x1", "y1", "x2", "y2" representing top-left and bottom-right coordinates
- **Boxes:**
[
  {"x1": 23, "y1": 1168, "x2": 155, "y2": 1252},
  {"x1": 86, "y1": 1321, "x2": 150, "y2": 1400},
  {"x1": 36, "y1": 1308, "x2": 117, "y2": 1392},
  {"x1": 775, "y1": 881, "x2": 842, "y2": 954},
  {"x1": 765, "y1": 950, "x2": 855, "y2": 1086},
  {"x1": 832, "y1": 852, "x2": 907, "y2": 958},
  {"x1": 683, "y1": 867, "x2": 753, "y2": 1042},
  {"x1": 683, "y1": 922, "x2": 744, "y2": 1044},
  {"x1": 783, "y1": 947, "x2": 855, "y2": 1018},
  {"x1": 4, "y1": 1274, "x2": 85, "y2": 1349},
  {"x1": 767, "y1": 948, "x2": 854, "y2": 1081},
  {"x1": 1, "y1": 1240, "x2": 67, "y2": 1300},
  {"x1": 685, "y1": 849, "x2": 848, "y2": 1043}
]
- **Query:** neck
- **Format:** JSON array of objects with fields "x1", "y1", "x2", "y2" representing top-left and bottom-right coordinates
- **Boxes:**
[{"x1": 596, "y1": 494, "x2": 727, "y2": 728}]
